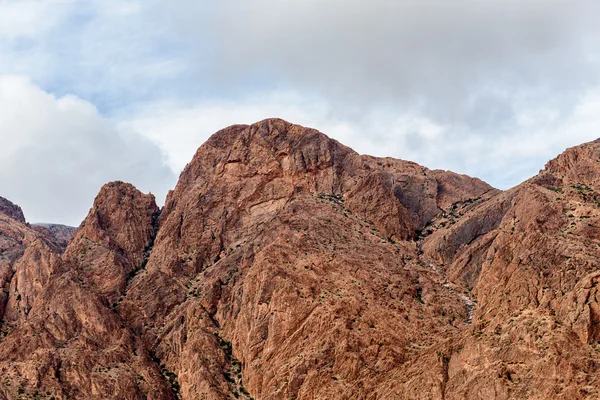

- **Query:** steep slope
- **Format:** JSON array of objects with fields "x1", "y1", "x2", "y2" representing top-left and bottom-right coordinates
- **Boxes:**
[
  {"x1": 116, "y1": 119, "x2": 494, "y2": 399},
  {"x1": 63, "y1": 182, "x2": 160, "y2": 303},
  {"x1": 0, "y1": 197, "x2": 63, "y2": 323},
  {"x1": 0, "y1": 185, "x2": 174, "y2": 400},
  {"x1": 0, "y1": 197, "x2": 25, "y2": 224},
  {"x1": 372, "y1": 139, "x2": 600, "y2": 399},
  {"x1": 32, "y1": 224, "x2": 78, "y2": 250},
  {"x1": 1, "y1": 119, "x2": 599, "y2": 400}
]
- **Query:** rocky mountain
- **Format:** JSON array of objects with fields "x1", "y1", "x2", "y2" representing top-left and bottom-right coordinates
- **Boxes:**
[
  {"x1": 32, "y1": 224, "x2": 78, "y2": 250},
  {"x1": 0, "y1": 197, "x2": 25, "y2": 224},
  {"x1": 0, "y1": 119, "x2": 599, "y2": 399}
]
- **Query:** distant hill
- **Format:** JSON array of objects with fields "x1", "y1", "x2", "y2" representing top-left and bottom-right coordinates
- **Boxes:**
[{"x1": 32, "y1": 223, "x2": 78, "y2": 250}]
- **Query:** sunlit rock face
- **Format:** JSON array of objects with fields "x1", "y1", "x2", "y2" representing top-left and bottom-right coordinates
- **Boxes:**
[{"x1": 0, "y1": 119, "x2": 599, "y2": 400}]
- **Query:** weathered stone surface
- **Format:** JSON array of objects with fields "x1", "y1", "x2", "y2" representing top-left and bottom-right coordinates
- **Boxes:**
[
  {"x1": 63, "y1": 181, "x2": 159, "y2": 302},
  {"x1": 0, "y1": 184, "x2": 173, "y2": 400},
  {"x1": 115, "y1": 119, "x2": 497, "y2": 399},
  {"x1": 0, "y1": 119, "x2": 599, "y2": 399},
  {"x1": 373, "y1": 138, "x2": 600, "y2": 399},
  {"x1": 0, "y1": 196, "x2": 25, "y2": 224},
  {"x1": 32, "y1": 223, "x2": 78, "y2": 250}
]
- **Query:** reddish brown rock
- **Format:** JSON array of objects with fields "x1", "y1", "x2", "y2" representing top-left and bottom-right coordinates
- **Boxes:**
[
  {"x1": 0, "y1": 184, "x2": 174, "y2": 400},
  {"x1": 0, "y1": 196, "x2": 25, "y2": 224},
  {"x1": 32, "y1": 223, "x2": 78, "y2": 250},
  {"x1": 116, "y1": 119, "x2": 495, "y2": 399},
  {"x1": 0, "y1": 204, "x2": 63, "y2": 322},
  {"x1": 375, "y1": 138, "x2": 600, "y2": 399},
  {"x1": 1, "y1": 119, "x2": 599, "y2": 400},
  {"x1": 63, "y1": 181, "x2": 159, "y2": 302},
  {"x1": 345, "y1": 171, "x2": 413, "y2": 241}
]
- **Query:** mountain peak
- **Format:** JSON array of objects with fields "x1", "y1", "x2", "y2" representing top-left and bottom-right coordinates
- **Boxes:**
[
  {"x1": 543, "y1": 139, "x2": 600, "y2": 187},
  {"x1": 1, "y1": 123, "x2": 599, "y2": 399},
  {"x1": 200, "y1": 118, "x2": 355, "y2": 166},
  {"x1": 75, "y1": 180, "x2": 159, "y2": 260},
  {"x1": 0, "y1": 196, "x2": 25, "y2": 223}
]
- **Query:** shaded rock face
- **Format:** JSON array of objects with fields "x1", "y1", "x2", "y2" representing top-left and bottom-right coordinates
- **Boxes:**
[
  {"x1": 113, "y1": 119, "x2": 492, "y2": 400},
  {"x1": 0, "y1": 119, "x2": 599, "y2": 400},
  {"x1": 0, "y1": 197, "x2": 25, "y2": 224},
  {"x1": 32, "y1": 224, "x2": 78, "y2": 250}
]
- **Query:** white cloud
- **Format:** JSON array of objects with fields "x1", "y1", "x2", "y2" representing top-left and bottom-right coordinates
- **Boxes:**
[
  {"x1": 0, "y1": 0, "x2": 187, "y2": 110},
  {"x1": 1, "y1": 0, "x2": 600, "y2": 225},
  {"x1": 120, "y1": 88, "x2": 600, "y2": 192},
  {"x1": 0, "y1": 75, "x2": 175, "y2": 225},
  {"x1": 0, "y1": 0, "x2": 64, "y2": 38},
  {"x1": 116, "y1": 92, "x2": 334, "y2": 172}
]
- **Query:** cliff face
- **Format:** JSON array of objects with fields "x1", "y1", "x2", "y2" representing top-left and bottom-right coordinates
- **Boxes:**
[
  {"x1": 383, "y1": 139, "x2": 600, "y2": 399},
  {"x1": 0, "y1": 197, "x2": 25, "y2": 224},
  {"x1": 0, "y1": 119, "x2": 599, "y2": 400},
  {"x1": 32, "y1": 224, "x2": 78, "y2": 250},
  {"x1": 0, "y1": 183, "x2": 174, "y2": 400}
]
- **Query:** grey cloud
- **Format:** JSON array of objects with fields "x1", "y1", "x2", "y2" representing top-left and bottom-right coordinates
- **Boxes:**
[
  {"x1": 150, "y1": 0, "x2": 600, "y2": 188},
  {"x1": 161, "y1": 0, "x2": 600, "y2": 127}
]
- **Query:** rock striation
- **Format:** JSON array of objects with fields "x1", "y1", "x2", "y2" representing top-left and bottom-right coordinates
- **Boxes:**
[{"x1": 0, "y1": 119, "x2": 599, "y2": 399}]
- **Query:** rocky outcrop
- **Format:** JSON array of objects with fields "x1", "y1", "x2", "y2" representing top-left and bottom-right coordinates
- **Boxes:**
[
  {"x1": 372, "y1": 138, "x2": 600, "y2": 399},
  {"x1": 345, "y1": 171, "x2": 414, "y2": 241},
  {"x1": 32, "y1": 223, "x2": 78, "y2": 250},
  {"x1": 0, "y1": 196, "x2": 25, "y2": 224},
  {"x1": 63, "y1": 181, "x2": 159, "y2": 302},
  {"x1": 0, "y1": 183, "x2": 174, "y2": 400},
  {"x1": 0, "y1": 119, "x2": 599, "y2": 399},
  {"x1": 0, "y1": 202, "x2": 64, "y2": 323},
  {"x1": 114, "y1": 119, "x2": 496, "y2": 399}
]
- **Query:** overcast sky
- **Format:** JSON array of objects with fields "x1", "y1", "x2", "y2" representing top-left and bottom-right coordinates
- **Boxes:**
[{"x1": 1, "y1": 0, "x2": 600, "y2": 225}]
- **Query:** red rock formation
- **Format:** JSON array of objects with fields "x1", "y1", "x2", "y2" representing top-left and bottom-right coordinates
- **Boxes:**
[
  {"x1": 63, "y1": 181, "x2": 159, "y2": 302},
  {"x1": 0, "y1": 119, "x2": 599, "y2": 400},
  {"x1": 376, "y1": 138, "x2": 600, "y2": 399},
  {"x1": 32, "y1": 224, "x2": 78, "y2": 250},
  {"x1": 0, "y1": 197, "x2": 25, "y2": 224},
  {"x1": 116, "y1": 119, "x2": 496, "y2": 399},
  {"x1": 0, "y1": 183, "x2": 174, "y2": 400}
]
